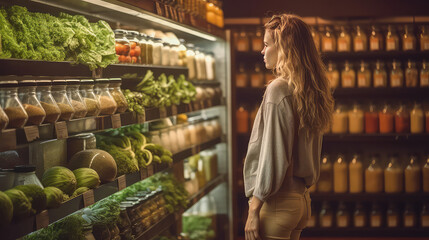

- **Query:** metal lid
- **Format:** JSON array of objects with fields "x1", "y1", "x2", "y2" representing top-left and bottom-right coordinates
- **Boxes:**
[
  {"x1": 36, "y1": 80, "x2": 52, "y2": 86},
  {"x1": 95, "y1": 78, "x2": 109, "y2": 83},
  {"x1": 108, "y1": 78, "x2": 122, "y2": 82},
  {"x1": 14, "y1": 165, "x2": 36, "y2": 173},
  {"x1": 18, "y1": 80, "x2": 37, "y2": 86},
  {"x1": 128, "y1": 30, "x2": 139, "y2": 36},
  {"x1": 0, "y1": 80, "x2": 19, "y2": 88},
  {"x1": 66, "y1": 79, "x2": 80, "y2": 85},
  {"x1": 80, "y1": 79, "x2": 95, "y2": 85},
  {"x1": 52, "y1": 79, "x2": 67, "y2": 85},
  {"x1": 114, "y1": 29, "x2": 128, "y2": 35},
  {"x1": 69, "y1": 133, "x2": 95, "y2": 140}
]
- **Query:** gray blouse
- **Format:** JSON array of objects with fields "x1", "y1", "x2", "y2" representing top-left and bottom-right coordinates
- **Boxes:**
[{"x1": 243, "y1": 78, "x2": 323, "y2": 202}]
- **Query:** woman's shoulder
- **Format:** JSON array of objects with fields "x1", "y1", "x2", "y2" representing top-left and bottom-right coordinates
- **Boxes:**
[{"x1": 264, "y1": 77, "x2": 293, "y2": 104}]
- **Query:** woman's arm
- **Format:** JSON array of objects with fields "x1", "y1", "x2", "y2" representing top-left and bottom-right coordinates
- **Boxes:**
[{"x1": 245, "y1": 196, "x2": 263, "y2": 240}]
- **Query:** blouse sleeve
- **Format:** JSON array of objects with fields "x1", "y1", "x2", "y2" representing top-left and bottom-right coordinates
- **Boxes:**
[{"x1": 252, "y1": 98, "x2": 295, "y2": 202}]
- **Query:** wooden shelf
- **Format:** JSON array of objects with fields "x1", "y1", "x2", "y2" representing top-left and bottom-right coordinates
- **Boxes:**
[
  {"x1": 187, "y1": 174, "x2": 226, "y2": 208},
  {"x1": 332, "y1": 87, "x2": 429, "y2": 100},
  {"x1": 302, "y1": 227, "x2": 429, "y2": 238},
  {"x1": 310, "y1": 192, "x2": 429, "y2": 202},
  {"x1": 323, "y1": 133, "x2": 429, "y2": 143}
]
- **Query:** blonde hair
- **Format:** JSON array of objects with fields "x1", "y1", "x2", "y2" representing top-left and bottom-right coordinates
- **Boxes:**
[{"x1": 264, "y1": 14, "x2": 334, "y2": 133}]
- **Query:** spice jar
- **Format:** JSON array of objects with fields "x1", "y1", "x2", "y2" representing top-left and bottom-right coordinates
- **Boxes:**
[
  {"x1": 420, "y1": 25, "x2": 429, "y2": 51},
  {"x1": 66, "y1": 79, "x2": 87, "y2": 119},
  {"x1": 405, "y1": 60, "x2": 418, "y2": 87},
  {"x1": 326, "y1": 61, "x2": 340, "y2": 89},
  {"x1": 424, "y1": 156, "x2": 429, "y2": 192},
  {"x1": 178, "y1": 39, "x2": 187, "y2": 66},
  {"x1": 402, "y1": 25, "x2": 416, "y2": 51},
  {"x1": 186, "y1": 43, "x2": 197, "y2": 81},
  {"x1": 146, "y1": 35, "x2": 154, "y2": 65},
  {"x1": 205, "y1": 52, "x2": 216, "y2": 81},
  {"x1": 236, "y1": 106, "x2": 249, "y2": 134},
  {"x1": 349, "y1": 154, "x2": 363, "y2": 193},
  {"x1": 337, "y1": 26, "x2": 351, "y2": 52},
  {"x1": 114, "y1": 29, "x2": 131, "y2": 64},
  {"x1": 250, "y1": 63, "x2": 264, "y2": 88},
  {"x1": 79, "y1": 79, "x2": 100, "y2": 117},
  {"x1": 311, "y1": 26, "x2": 321, "y2": 51},
  {"x1": 341, "y1": 61, "x2": 356, "y2": 88},
  {"x1": 370, "y1": 203, "x2": 383, "y2": 227},
  {"x1": 152, "y1": 37, "x2": 163, "y2": 65},
  {"x1": 395, "y1": 103, "x2": 410, "y2": 133},
  {"x1": 369, "y1": 25, "x2": 383, "y2": 51},
  {"x1": 0, "y1": 81, "x2": 28, "y2": 128},
  {"x1": 421, "y1": 203, "x2": 429, "y2": 227},
  {"x1": 108, "y1": 78, "x2": 128, "y2": 113},
  {"x1": 336, "y1": 202, "x2": 350, "y2": 227},
  {"x1": 384, "y1": 156, "x2": 404, "y2": 193},
  {"x1": 405, "y1": 155, "x2": 421, "y2": 193},
  {"x1": 251, "y1": 28, "x2": 264, "y2": 52},
  {"x1": 332, "y1": 104, "x2": 348, "y2": 134},
  {"x1": 139, "y1": 33, "x2": 148, "y2": 64},
  {"x1": 36, "y1": 80, "x2": 61, "y2": 123},
  {"x1": 236, "y1": 29, "x2": 249, "y2": 52},
  {"x1": 51, "y1": 80, "x2": 75, "y2": 121},
  {"x1": 389, "y1": 60, "x2": 404, "y2": 88},
  {"x1": 365, "y1": 156, "x2": 384, "y2": 193},
  {"x1": 353, "y1": 202, "x2": 367, "y2": 227},
  {"x1": 95, "y1": 79, "x2": 117, "y2": 115},
  {"x1": 373, "y1": 60, "x2": 387, "y2": 87},
  {"x1": 127, "y1": 31, "x2": 141, "y2": 64},
  {"x1": 403, "y1": 203, "x2": 417, "y2": 227},
  {"x1": 421, "y1": 60, "x2": 429, "y2": 87},
  {"x1": 410, "y1": 102, "x2": 424, "y2": 133},
  {"x1": 365, "y1": 102, "x2": 379, "y2": 133},
  {"x1": 387, "y1": 202, "x2": 400, "y2": 228},
  {"x1": 354, "y1": 25, "x2": 367, "y2": 52},
  {"x1": 19, "y1": 80, "x2": 46, "y2": 125},
  {"x1": 379, "y1": 103, "x2": 394, "y2": 133},
  {"x1": 0, "y1": 105, "x2": 9, "y2": 129},
  {"x1": 319, "y1": 201, "x2": 333, "y2": 227},
  {"x1": 386, "y1": 25, "x2": 399, "y2": 51},
  {"x1": 334, "y1": 155, "x2": 348, "y2": 193},
  {"x1": 236, "y1": 63, "x2": 248, "y2": 87},
  {"x1": 318, "y1": 155, "x2": 333, "y2": 192},
  {"x1": 322, "y1": 26, "x2": 336, "y2": 52},
  {"x1": 357, "y1": 61, "x2": 371, "y2": 88},
  {"x1": 348, "y1": 103, "x2": 364, "y2": 134}
]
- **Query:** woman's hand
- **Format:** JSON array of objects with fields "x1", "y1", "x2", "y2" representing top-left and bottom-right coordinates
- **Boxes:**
[{"x1": 245, "y1": 197, "x2": 263, "y2": 240}]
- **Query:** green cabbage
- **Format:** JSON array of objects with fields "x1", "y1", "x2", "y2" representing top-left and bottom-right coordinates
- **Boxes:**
[
  {"x1": 0, "y1": 191, "x2": 13, "y2": 226},
  {"x1": 4, "y1": 189, "x2": 33, "y2": 219},
  {"x1": 42, "y1": 166, "x2": 77, "y2": 196},
  {"x1": 14, "y1": 184, "x2": 47, "y2": 213}
]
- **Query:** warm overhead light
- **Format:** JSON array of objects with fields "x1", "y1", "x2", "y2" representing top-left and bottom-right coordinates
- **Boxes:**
[{"x1": 81, "y1": 0, "x2": 218, "y2": 41}]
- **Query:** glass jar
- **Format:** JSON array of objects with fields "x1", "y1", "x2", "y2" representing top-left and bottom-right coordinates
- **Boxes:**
[
  {"x1": 386, "y1": 202, "x2": 400, "y2": 228},
  {"x1": 421, "y1": 60, "x2": 429, "y2": 87},
  {"x1": 326, "y1": 61, "x2": 340, "y2": 89},
  {"x1": 402, "y1": 25, "x2": 416, "y2": 51},
  {"x1": 182, "y1": 123, "x2": 192, "y2": 148},
  {"x1": 405, "y1": 60, "x2": 418, "y2": 87},
  {"x1": 236, "y1": 29, "x2": 249, "y2": 52},
  {"x1": 403, "y1": 203, "x2": 417, "y2": 227},
  {"x1": 373, "y1": 60, "x2": 387, "y2": 87},
  {"x1": 357, "y1": 61, "x2": 371, "y2": 88},
  {"x1": 319, "y1": 201, "x2": 333, "y2": 227},
  {"x1": 178, "y1": 39, "x2": 187, "y2": 66},
  {"x1": 421, "y1": 203, "x2": 429, "y2": 227},
  {"x1": 114, "y1": 29, "x2": 131, "y2": 64},
  {"x1": 317, "y1": 155, "x2": 333, "y2": 192},
  {"x1": 175, "y1": 124, "x2": 186, "y2": 151},
  {"x1": 36, "y1": 80, "x2": 60, "y2": 124},
  {"x1": 365, "y1": 156, "x2": 384, "y2": 193},
  {"x1": 205, "y1": 52, "x2": 216, "y2": 81},
  {"x1": 161, "y1": 41, "x2": 171, "y2": 66},
  {"x1": 332, "y1": 104, "x2": 348, "y2": 134},
  {"x1": 160, "y1": 129, "x2": 172, "y2": 152},
  {"x1": 337, "y1": 26, "x2": 351, "y2": 52},
  {"x1": 404, "y1": 155, "x2": 421, "y2": 193},
  {"x1": 67, "y1": 133, "x2": 96, "y2": 160},
  {"x1": 127, "y1": 31, "x2": 141, "y2": 64},
  {"x1": 395, "y1": 103, "x2": 410, "y2": 133},
  {"x1": 146, "y1": 35, "x2": 154, "y2": 64},
  {"x1": 365, "y1": 102, "x2": 379, "y2": 133},
  {"x1": 66, "y1": 79, "x2": 87, "y2": 119},
  {"x1": 152, "y1": 38, "x2": 163, "y2": 65},
  {"x1": 195, "y1": 48, "x2": 207, "y2": 81},
  {"x1": 51, "y1": 80, "x2": 75, "y2": 121},
  {"x1": 139, "y1": 33, "x2": 148, "y2": 65},
  {"x1": 0, "y1": 81, "x2": 28, "y2": 128},
  {"x1": 410, "y1": 102, "x2": 424, "y2": 133},
  {"x1": 196, "y1": 119, "x2": 208, "y2": 143},
  {"x1": 384, "y1": 156, "x2": 404, "y2": 193},
  {"x1": 349, "y1": 154, "x2": 363, "y2": 193},
  {"x1": 250, "y1": 63, "x2": 264, "y2": 88},
  {"x1": 322, "y1": 26, "x2": 336, "y2": 52},
  {"x1": 211, "y1": 117, "x2": 222, "y2": 138},
  {"x1": 168, "y1": 126, "x2": 179, "y2": 153},
  {"x1": 369, "y1": 25, "x2": 383, "y2": 51},
  {"x1": 336, "y1": 201, "x2": 350, "y2": 227},
  {"x1": 353, "y1": 25, "x2": 367, "y2": 52},
  {"x1": 252, "y1": 28, "x2": 264, "y2": 52},
  {"x1": 203, "y1": 120, "x2": 215, "y2": 140},
  {"x1": 19, "y1": 80, "x2": 46, "y2": 125},
  {"x1": 386, "y1": 25, "x2": 399, "y2": 51},
  {"x1": 187, "y1": 122, "x2": 198, "y2": 146},
  {"x1": 95, "y1": 79, "x2": 117, "y2": 115},
  {"x1": 12, "y1": 165, "x2": 43, "y2": 188},
  {"x1": 236, "y1": 106, "x2": 249, "y2": 133},
  {"x1": 341, "y1": 61, "x2": 356, "y2": 88},
  {"x1": 420, "y1": 25, "x2": 429, "y2": 51},
  {"x1": 236, "y1": 63, "x2": 248, "y2": 87},
  {"x1": 390, "y1": 60, "x2": 404, "y2": 88},
  {"x1": 334, "y1": 155, "x2": 348, "y2": 193},
  {"x1": 0, "y1": 105, "x2": 9, "y2": 129},
  {"x1": 186, "y1": 43, "x2": 197, "y2": 81},
  {"x1": 424, "y1": 156, "x2": 429, "y2": 192},
  {"x1": 348, "y1": 103, "x2": 364, "y2": 134},
  {"x1": 370, "y1": 203, "x2": 383, "y2": 227},
  {"x1": 108, "y1": 78, "x2": 128, "y2": 113},
  {"x1": 353, "y1": 202, "x2": 367, "y2": 227},
  {"x1": 311, "y1": 26, "x2": 321, "y2": 51},
  {"x1": 79, "y1": 79, "x2": 100, "y2": 117},
  {"x1": 149, "y1": 130, "x2": 161, "y2": 145},
  {"x1": 379, "y1": 103, "x2": 394, "y2": 133}
]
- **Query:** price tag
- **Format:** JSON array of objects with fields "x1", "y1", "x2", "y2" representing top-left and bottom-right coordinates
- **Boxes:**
[
  {"x1": 24, "y1": 125, "x2": 40, "y2": 142},
  {"x1": 111, "y1": 114, "x2": 121, "y2": 129},
  {"x1": 55, "y1": 121, "x2": 68, "y2": 139},
  {"x1": 36, "y1": 210, "x2": 49, "y2": 230},
  {"x1": 137, "y1": 113, "x2": 146, "y2": 124},
  {"x1": 159, "y1": 107, "x2": 167, "y2": 119},
  {"x1": 147, "y1": 165, "x2": 154, "y2": 176},
  {"x1": 140, "y1": 168, "x2": 148, "y2": 180},
  {"x1": 83, "y1": 189, "x2": 95, "y2": 207},
  {"x1": 0, "y1": 129, "x2": 16, "y2": 152},
  {"x1": 117, "y1": 175, "x2": 126, "y2": 190},
  {"x1": 171, "y1": 105, "x2": 178, "y2": 116},
  {"x1": 355, "y1": 39, "x2": 364, "y2": 51},
  {"x1": 370, "y1": 39, "x2": 379, "y2": 51}
]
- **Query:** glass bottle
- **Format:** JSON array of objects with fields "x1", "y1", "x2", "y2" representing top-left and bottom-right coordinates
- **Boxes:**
[
  {"x1": 336, "y1": 201, "x2": 350, "y2": 227},
  {"x1": 405, "y1": 155, "x2": 421, "y2": 193},
  {"x1": 322, "y1": 26, "x2": 336, "y2": 52},
  {"x1": 357, "y1": 61, "x2": 371, "y2": 88},
  {"x1": 317, "y1": 155, "x2": 333, "y2": 192},
  {"x1": 353, "y1": 202, "x2": 367, "y2": 227},
  {"x1": 1, "y1": 81, "x2": 28, "y2": 128},
  {"x1": 236, "y1": 29, "x2": 249, "y2": 52},
  {"x1": 94, "y1": 79, "x2": 117, "y2": 115},
  {"x1": 402, "y1": 25, "x2": 416, "y2": 51},
  {"x1": 236, "y1": 63, "x2": 248, "y2": 87},
  {"x1": 421, "y1": 202, "x2": 429, "y2": 227},
  {"x1": 365, "y1": 102, "x2": 379, "y2": 133},
  {"x1": 379, "y1": 103, "x2": 394, "y2": 133},
  {"x1": 51, "y1": 80, "x2": 75, "y2": 121},
  {"x1": 369, "y1": 25, "x2": 383, "y2": 51},
  {"x1": 326, "y1": 61, "x2": 340, "y2": 89},
  {"x1": 236, "y1": 106, "x2": 249, "y2": 133},
  {"x1": 79, "y1": 79, "x2": 100, "y2": 117},
  {"x1": 349, "y1": 154, "x2": 364, "y2": 193},
  {"x1": 186, "y1": 43, "x2": 197, "y2": 81},
  {"x1": 390, "y1": 60, "x2": 404, "y2": 88},
  {"x1": 365, "y1": 155, "x2": 384, "y2": 193},
  {"x1": 395, "y1": 103, "x2": 410, "y2": 133},
  {"x1": 66, "y1": 79, "x2": 87, "y2": 119},
  {"x1": 341, "y1": 61, "x2": 356, "y2": 88},
  {"x1": 311, "y1": 26, "x2": 321, "y2": 51},
  {"x1": 319, "y1": 201, "x2": 333, "y2": 227},
  {"x1": 405, "y1": 60, "x2": 418, "y2": 87},
  {"x1": 337, "y1": 26, "x2": 351, "y2": 52},
  {"x1": 152, "y1": 38, "x2": 163, "y2": 65},
  {"x1": 108, "y1": 78, "x2": 128, "y2": 113},
  {"x1": 178, "y1": 39, "x2": 187, "y2": 67},
  {"x1": 251, "y1": 28, "x2": 264, "y2": 52},
  {"x1": 370, "y1": 202, "x2": 383, "y2": 227},
  {"x1": 334, "y1": 154, "x2": 348, "y2": 193},
  {"x1": 114, "y1": 29, "x2": 131, "y2": 64},
  {"x1": 139, "y1": 33, "x2": 148, "y2": 65},
  {"x1": 145, "y1": 35, "x2": 154, "y2": 65},
  {"x1": 332, "y1": 104, "x2": 348, "y2": 134},
  {"x1": 424, "y1": 156, "x2": 429, "y2": 192},
  {"x1": 127, "y1": 31, "x2": 141, "y2": 64},
  {"x1": 373, "y1": 60, "x2": 387, "y2": 87},
  {"x1": 250, "y1": 63, "x2": 264, "y2": 88},
  {"x1": 420, "y1": 60, "x2": 429, "y2": 87},
  {"x1": 386, "y1": 202, "x2": 400, "y2": 228},
  {"x1": 384, "y1": 156, "x2": 404, "y2": 193},
  {"x1": 348, "y1": 103, "x2": 364, "y2": 134},
  {"x1": 403, "y1": 203, "x2": 417, "y2": 227},
  {"x1": 36, "y1": 80, "x2": 60, "y2": 123},
  {"x1": 19, "y1": 80, "x2": 46, "y2": 125},
  {"x1": 354, "y1": 25, "x2": 367, "y2": 52},
  {"x1": 410, "y1": 102, "x2": 424, "y2": 133},
  {"x1": 420, "y1": 25, "x2": 429, "y2": 51},
  {"x1": 386, "y1": 25, "x2": 399, "y2": 51}
]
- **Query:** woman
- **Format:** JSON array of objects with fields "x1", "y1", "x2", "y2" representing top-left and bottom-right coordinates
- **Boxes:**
[{"x1": 243, "y1": 14, "x2": 334, "y2": 240}]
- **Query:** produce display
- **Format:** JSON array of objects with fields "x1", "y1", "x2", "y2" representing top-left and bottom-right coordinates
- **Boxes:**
[
  {"x1": 41, "y1": 166, "x2": 77, "y2": 196},
  {"x1": 0, "y1": 6, "x2": 117, "y2": 70},
  {"x1": 183, "y1": 215, "x2": 215, "y2": 240},
  {"x1": 73, "y1": 168, "x2": 101, "y2": 189},
  {"x1": 4, "y1": 189, "x2": 33, "y2": 219},
  {"x1": 43, "y1": 187, "x2": 67, "y2": 209},
  {"x1": 14, "y1": 184, "x2": 47, "y2": 213},
  {"x1": 0, "y1": 191, "x2": 13, "y2": 226}
]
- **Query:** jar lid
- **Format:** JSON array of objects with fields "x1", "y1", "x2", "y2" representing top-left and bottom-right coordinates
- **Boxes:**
[
  {"x1": 128, "y1": 30, "x2": 139, "y2": 36},
  {"x1": 18, "y1": 80, "x2": 37, "y2": 86},
  {"x1": 66, "y1": 79, "x2": 80, "y2": 85},
  {"x1": 14, "y1": 165, "x2": 36, "y2": 173},
  {"x1": 80, "y1": 79, "x2": 95, "y2": 85},
  {"x1": 36, "y1": 80, "x2": 52, "y2": 86},
  {"x1": 109, "y1": 78, "x2": 122, "y2": 82},
  {"x1": 69, "y1": 133, "x2": 95, "y2": 140},
  {"x1": 114, "y1": 29, "x2": 128, "y2": 35},
  {"x1": 0, "y1": 80, "x2": 18, "y2": 87},
  {"x1": 52, "y1": 79, "x2": 67, "y2": 85},
  {"x1": 95, "y1": 78, "x2": 110, "y2": 83}
]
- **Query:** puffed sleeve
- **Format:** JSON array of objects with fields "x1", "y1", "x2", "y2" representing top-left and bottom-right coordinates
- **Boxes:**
[{"x1": 252, "y1": 98, "x2": 295, "y2": 202}]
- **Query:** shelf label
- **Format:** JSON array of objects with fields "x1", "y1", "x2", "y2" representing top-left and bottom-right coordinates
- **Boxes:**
[
  {"x1": 24, "y1": 125, "x2": 40, "y2": 142},
  {"x1": 147, "y1": 165, "x2": 154, "y2": 176},
  {"x1": 36, "y1": 210, "x2": 49, "y2": 230},
  {"x1": 83, "y1": 189, "x2": 95, "y2": 207},
  {"x1": 159, "y1": 107, "x2": 167, "y2": 119},
  {"x1": 137, "y1": 112, "x2": 146, "y2": 124},
  {"x1": 111, "y1": 114, "x2": 121, "y2": 129},
  {"x1": 0, "y1": 129, "x2": 16, "y2": 152},
  {"x1": 171, "y1": 105, "x2": 178, "y2": 116},
  {"x1": 117, "y1": 175, "x2": 126, "y2": 191},
  {"x1": 55, "y1": 121, "x2": 68, "y2": 139},
  {"x1": 140, "y1": 168, "x2": 148, "y2": 180}
]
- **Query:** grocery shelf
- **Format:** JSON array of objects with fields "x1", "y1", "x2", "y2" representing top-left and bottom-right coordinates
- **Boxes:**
[
  {"x1": 302, "y1": 227, "x2": 429, "y2": 237},
  {"x1": 310, "y1": 192, "x2": 429, "y2": 202},
  {"x1": 323, "y1": 133, "x2": 429, "y2": 143},
  {"x1": 187, "y1": 174, "x2": 227, "y2": 208},
  {"x1": 332, "y1": 87, "x2": 429, "y2": 100},
  {"x1": 191, "y1": 80, "x2": 222, "y2": 86}
]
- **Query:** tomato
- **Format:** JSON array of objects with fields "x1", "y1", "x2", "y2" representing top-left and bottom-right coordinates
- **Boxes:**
[
  {"x1": 134, "y1": 46, "x2": 141, "y2": 56},
  {"x1": 123, "y1": 45, "x2": 130, "y2": 55},
  {"x1": 115, "y1": 43, "x2": 124, "y2": 55},
  {"x1": 130, "y1": 49, "x2": 136, "y2": 57},
  {"x1": 131, "y1": 56, "x2": 137, "y2": 64},
  {"x1": 118, "y1": 55, "x2": 127, "y2": 63},
  {"x1": 130, "y1": 41, "x2": 137, "y2": 49},
  {"x1": 125, "y1": 56, "x2": 131, "y2": 63}
]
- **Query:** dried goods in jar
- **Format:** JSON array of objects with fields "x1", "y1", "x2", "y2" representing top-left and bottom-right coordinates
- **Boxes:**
[
  {"x1": 341, "y1": 61, "x2": 356, "y2": 88},
  {"x1": 322, "y1": 26, "x2": 336, "y2": 52},
  {"x1": 71, "y1": 100, "x2": 87, "y2": 119},
  {"x1": 40, "y1": 102, "x2": 61, "y2": 123},
  {"x1": 57, "y1": 102, "x2": 75, "y2": 121},
  {"x1": 394, "y1": 104, "x2": 410, "y2": 133},
  {"x1": 84, "y1": 98, "x2": 100, "y2": 116},
  {"x1": 23, "y1": 104, "x2": 46, "y2": 125},
  {"x1": 386, "y1": 25, "x2": 399, "y2": 51},
  {"x1": 420, "y1": 25, "x2": 429, "y2": 51},
  {"x1": 373, "y1": 60, "x2": 387, "y2": 87},
  {"x1": 421, "y1": 60, "x2": 429, "y2": 87},
  {"x1": 365, "y1": 103, "x2": 379, "y2": 133},
  {"x1": 405, "y1": 60, "x2": 418, "y2": 87},
  {"x1": 369, "y1": 25, "x2": 383, "y2": 51},
  {"x1": 402, "y1": 25, "x2": 416, "y2": 51},
  {"x1": 410, "y1": 103, "x2": 424, "y2": 133},
  {"x1": 4, "y1": 106, "x2": 28, "y2": 128},
  {"x1": 354, "y1": 25, "x2": 367, "y2": 52},
  {"x1": 379, "y1": 104, "x2": 394, "y2": 133},
  {"x1": 99, "y1": 96, "x2": 118, "y2": 115},
  {"x1": 337, "y1": 26, "x2": 351, "y2": 52},
  {"x1": 357, "y1": 61, "x2": 371, "y2": 88},
  {"x1": 390, "y1": 60, "x2": 403, "y2": 88},
  {"x1": 0, "y1": 106, "x2": 9, "y2": 129}
]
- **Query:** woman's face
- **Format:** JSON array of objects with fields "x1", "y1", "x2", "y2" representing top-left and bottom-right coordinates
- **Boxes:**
[{"x1": 261, "y1": 30, "x2": 278, "y2": 69}]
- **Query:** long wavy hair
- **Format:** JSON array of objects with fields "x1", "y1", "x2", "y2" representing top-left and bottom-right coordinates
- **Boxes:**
[{"x1": 264, "y1": 14, "x2": 334, "y2": 133}]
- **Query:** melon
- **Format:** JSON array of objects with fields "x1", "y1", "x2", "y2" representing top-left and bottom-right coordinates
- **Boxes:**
[{"x1": 68, "y1": 149, "x2": 117, "y2": 183}]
